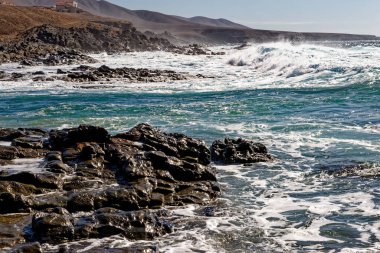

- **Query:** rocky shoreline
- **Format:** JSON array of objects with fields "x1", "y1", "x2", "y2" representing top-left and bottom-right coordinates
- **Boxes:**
[
  {"x1": 0, "y1": 24, "x2": 223, "y2": 66},
  {"x1": 0, "y1": 65, "x2": 208, "y2": 84},
  {"x1": 0, "y1": 124, "x2": 273, "y2": 252},
  {"x1": 0, "y1": 64, "x2": 209, "y2": 84}
]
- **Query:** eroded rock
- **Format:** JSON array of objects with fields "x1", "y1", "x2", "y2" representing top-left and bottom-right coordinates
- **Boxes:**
[
  {"x1": 0, "y1": 124, "x2": 229, "y2": 249},
  {"x1": 211, "y1": 138, "x2": 273, "y2": 164}
]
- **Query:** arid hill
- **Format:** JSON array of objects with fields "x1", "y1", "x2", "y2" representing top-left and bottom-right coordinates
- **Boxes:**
[
  {"x1": 0, "y1": 5, "x2": 132, "y2": 41},
  {"x1": 0, "y1": 6, "x2": 184, "y2": 63},
  {"x1": 11, "y1": 0, "x2": 379, "y2": 44}
]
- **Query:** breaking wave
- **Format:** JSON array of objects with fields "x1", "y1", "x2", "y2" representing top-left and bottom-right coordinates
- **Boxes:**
[{"x1": 227, "y1": 42, "x2": 380, "y2": 84}]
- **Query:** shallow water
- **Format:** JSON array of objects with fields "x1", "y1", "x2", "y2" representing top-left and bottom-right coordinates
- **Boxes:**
[{"x1": 0, "y1": 42, "x2": 380, "y2": 252}]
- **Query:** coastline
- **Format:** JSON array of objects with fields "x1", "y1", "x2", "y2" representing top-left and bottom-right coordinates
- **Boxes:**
[
  {"x1": 0, "y1": 124, "x2": 272, "y2": 252},
  {"x1": 0, "y1": 5, "x2": 379, "y2": 251}
]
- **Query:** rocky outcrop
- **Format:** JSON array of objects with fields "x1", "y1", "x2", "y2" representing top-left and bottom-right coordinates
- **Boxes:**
[
  {"x1": 63, "y1": 65, "x2": 207, "y2": 83},
  {"x1": 0, "y1": 124, "x2": 274, "y2": 250},
  {"x1": 0, "y1": 124, "x2": 221, "y2": 250},
  {"x1": 20, "y1": 50, "x2": 97, "y2": 66},
  {"x1": 211, "y1": 138, "x2": 274, "y2": 164},
  {"x1": 0, "y1": 65, "x2": 209, "y2": 84},
  {"x1": 0, "y1": 23, "x2": 218, "y2": 65},
  {"x1": 322, "y1": 163, "x2": 380, "y2": 178}
]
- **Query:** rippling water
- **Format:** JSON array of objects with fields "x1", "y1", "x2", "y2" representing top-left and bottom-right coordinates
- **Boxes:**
[{"x1": 0, "y1": 42, "x2": 380, "y2": 252}]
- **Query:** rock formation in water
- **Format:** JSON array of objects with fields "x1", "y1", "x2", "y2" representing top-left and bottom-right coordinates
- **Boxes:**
[
  {"x1": 211, "y1": 138, "x2": 274, "y2": 164},
  {"x1": 0, "y1": 64, "x2": 210, "y2": 84},
  {"x1": 0, "y1": 125, "x2": 273, "y2": 251}
]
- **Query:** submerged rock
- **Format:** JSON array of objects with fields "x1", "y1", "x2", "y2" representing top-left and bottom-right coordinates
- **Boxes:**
[
  {"x1": 211, "y1": 138, "x2": 273, "y2": 164},
  {"x1": 323, "y1": 163, "x2": 380, "y2": 178},
  {"x1": 0, "y1": 213, "x2": 33, "y2": 249}
]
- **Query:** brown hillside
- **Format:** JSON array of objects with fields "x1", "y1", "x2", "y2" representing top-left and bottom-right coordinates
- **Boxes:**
[{"x1": 0, "y1": 5, "x2": 130, "y2": 41}]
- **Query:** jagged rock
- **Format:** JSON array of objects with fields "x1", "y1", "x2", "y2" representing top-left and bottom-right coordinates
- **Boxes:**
[
  {"x1": 0, "y1": 146, "x2": 18, "y2": 160},
  {"x1": 211, "y1": 138, "x2": 273, "y2": 164},
  {"x1": 0, "y1": 172, "x2": 63, "y2": 190},
  {"x1": 0, "y1": 213, "x2": 32, "y2": 249},
  {"x1": 1, "y1": 128, "x2": 47, "y2": 141},
  {"x1": 49, "y1": 125, "x2": 110, "y2": 148},
  {"x1": 32, "y1": 71, "x2": 45, "y2": 76},
  {"x1": 32, "y1": 208, "x2": 74, "y2": 243},
  {"x1": 42, "y1": 50, "x2": 97, "y2": 66},
  {"x1": 323, "y1": 163, "x2": 380, "y2": 178},
  {"x1": 12, "y1": 136, "x2": 44, "y2": 149},
  {"x1": 0, "y1": 181, "x2": 43, "y2": 196},
  {"x1": 0, "y1": 182, "x2": 44, "y2": 214},
  {"x1": 61, "y1": 65, "x2": 205, "y2": 83},
  {"x1": 0, "y1": 192, "x2": 31, "y2": 214},
  {"x1": 45, "y1": 151, "x2": 62, "y2": 161},
  {"x1": 115, "y1": 124, "x2": 211, "y2": 165},
  {"x1": 0, "y1": 124, "x2": 222, "y2": 248},
  {"x1": 0, "y1": 129, "x2": 24, "y2": 141},
  {"x1": 9, "y1": 242, "x2": 43, "y2": 253},
  {"x1": 74, "y1": 208, "x2": 172, "y2": 241},
  {"x1": 45, "y1": 160, "x2": 73, "y2": 174},
  {"x1": 62, "y1": 177, "x2": 102, "y2": 191}
]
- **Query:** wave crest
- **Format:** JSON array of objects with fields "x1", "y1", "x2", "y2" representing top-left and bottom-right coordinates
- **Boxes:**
[{"x1": 227, "y1": 42, "x2": 380, "y2": 81}]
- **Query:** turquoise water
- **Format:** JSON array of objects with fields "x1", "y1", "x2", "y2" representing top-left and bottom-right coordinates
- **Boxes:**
[{"x1": 0, "y1": 42, "x2": 380, "y2": 252}]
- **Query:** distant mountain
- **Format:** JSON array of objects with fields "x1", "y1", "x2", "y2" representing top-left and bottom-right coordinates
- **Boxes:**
[
  {"x1": 12, "y1": 0, "x2": 246, "y2": 29},
  {"x1": 11, "y1": 0, "x2": 379, "y2": 44},
  {"x1": 179, "y1": 16, "x2": 248, "y2": 29}
]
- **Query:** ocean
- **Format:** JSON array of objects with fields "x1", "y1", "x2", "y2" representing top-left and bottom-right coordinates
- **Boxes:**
[{"x1": 0, "y1": 42, "x2": 379, "y2": 252}]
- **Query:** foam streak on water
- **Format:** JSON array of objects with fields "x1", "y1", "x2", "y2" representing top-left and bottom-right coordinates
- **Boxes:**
[{"x1": 0, "y1": 41, "x2": 380, "y2": 252}]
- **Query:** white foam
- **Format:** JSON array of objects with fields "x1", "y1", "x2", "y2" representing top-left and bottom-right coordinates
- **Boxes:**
[
  {"x1": 0, "y1": 141, "x2": 12, "y2": 147},
  {"x1": 1, "y1": 42, "x2": 379, "y2": 94},
  {"x1": 0, "y1": 158, "x2": 45, "y2": 174}
]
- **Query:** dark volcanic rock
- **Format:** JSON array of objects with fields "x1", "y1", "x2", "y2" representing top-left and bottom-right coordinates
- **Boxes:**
[
  {"x1": 32, "y1": 208, "x2": 74, "y2": 243},
  {"x1": 49, "y1": 125, "x2": 110, "y2": 148},
  {"x1": 9, "y1": 242, "x2": 42, "y2": 253},
  {"x1": 0, "y1": 192, "x2": 31, "y2": 214},
  {"x1": 0, "y1": 23, "x2": 177, "y2": 64},
  {"x1": 75, "y1": 208, "x2": 172, "y2": 241},
  {"x1": 19, "y1": 50, "x2": 97, "y2": 67},
  {"x1": 60, "y1": 65, "x2": 206, "y2": 83},
  {"x1": 211, "y1": 138, "x2": 273, "y2": 164},
  {"x1": 0, "y1": 129, "x2": 23, "y2": 141},
  {"x1": 0, "y1": 213, "x2": 33, "y2": 249},
  {"x1": 31, "y1": 207, "x2": 171, "y2": 244},
  {"x1": 0, "y1": 172, "x2": 62, "y2": 190},
  {"x1": 323, "y1": 163, "x2": 380, "y2": 178},
  {"x1": 0, "y1": 146, "x2": 18, "y2": 160},
  {"x1": 0, "y1": 124, "x2": 224, "y2": 248},
  {"x1": 12, "y1": 136, "x2": 44, "y2": 149},
  {"x1": 7, "y1": 129, "x2": 49, "y2": 159}
]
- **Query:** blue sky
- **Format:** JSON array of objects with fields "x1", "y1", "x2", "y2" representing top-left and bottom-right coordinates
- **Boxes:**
[{"x1": 109, "y1": 0, "x2": 380, "y2": 35}]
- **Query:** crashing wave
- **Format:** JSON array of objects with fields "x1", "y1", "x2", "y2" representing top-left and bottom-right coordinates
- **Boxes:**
[{"x1": 227, "y1": 42, "x2": 380, "y2": 80}]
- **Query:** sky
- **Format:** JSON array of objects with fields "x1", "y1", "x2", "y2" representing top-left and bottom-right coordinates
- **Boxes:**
[{"x1": 109, "y1": 0, "x2": 380, "y2": 36}]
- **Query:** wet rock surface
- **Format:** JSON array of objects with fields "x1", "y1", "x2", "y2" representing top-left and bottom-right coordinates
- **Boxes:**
[
  {"x1": 0, "y1": 65, "x2": 209, "y2": 84},
  {"x1": 63, "y1": 65, "x2": 207, "y2": 83},
  {"x1": 0, "y1": 124, "x2": 227, "y2": 251},
  {"x1": 322, "y1": 163, "x2": 380, "y2": 178},
  {"x1": 19, "y1": 50, "x2": 97, "y2": 67},
  {"x1": 211, "y1": 138, "x2": 274, "y2": 164}
]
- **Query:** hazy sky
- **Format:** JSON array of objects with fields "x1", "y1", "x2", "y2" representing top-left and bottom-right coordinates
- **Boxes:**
[{"x1": 109, "y1": 0, "x2": 380, "y2": 35}]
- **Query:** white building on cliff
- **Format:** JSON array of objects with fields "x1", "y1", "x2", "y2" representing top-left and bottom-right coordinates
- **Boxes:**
[
  {"x1": 56, "y1": 0, "x2": 78, "y2": 12},
  {"x1": 0, "y1": 0, "x2": 13, "y2": 5}
]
